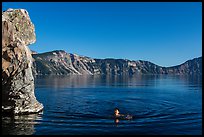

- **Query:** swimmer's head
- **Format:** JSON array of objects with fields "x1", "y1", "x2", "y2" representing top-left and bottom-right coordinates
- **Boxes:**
[{"x1": 114, "y1": 108, "x2": 120, "y2": 116}]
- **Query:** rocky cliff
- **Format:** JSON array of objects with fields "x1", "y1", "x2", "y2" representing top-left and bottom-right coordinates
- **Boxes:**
[
  {"x1": 165, "y1": 57, "x2": 202, "y2": 75},
  {"x1": 2, "y1": 9, "x2": 43, "y2": 115},
  {"x1": 32, "y1": 50, "x2": 202, "y2": 76},
  {"x1": 32, "y1": 50, "x2": 98, "y2": 75}
]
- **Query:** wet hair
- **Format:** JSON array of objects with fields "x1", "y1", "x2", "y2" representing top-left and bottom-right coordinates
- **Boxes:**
[
  {"x1": 114, "y1": 108, "x2": 119, "y2": 112},
  {"x1": 114, "y1": 108, "x2": 120, "y2": 117}
]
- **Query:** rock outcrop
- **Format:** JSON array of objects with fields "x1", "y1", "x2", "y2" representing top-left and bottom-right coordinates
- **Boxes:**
[
  {"x1": 165, "y1": 57, "x2": 202, "y2": 75},
  {"x1": 32, "y1": 50, "x2": 98, "y2": 75},
  {"x1": 2, "y1": 9, "x2": 43, "y2": 115},
  {"x1": 32, "y1": 50, "x2": 202, "y2": 76}
]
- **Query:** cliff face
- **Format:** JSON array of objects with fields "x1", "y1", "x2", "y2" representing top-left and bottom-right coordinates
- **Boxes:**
[
  {"x1": 32, "y1": 50, "x2": 202, "y2": 76},
  {"x1": 32, "y1": 50, "x2": 97, "y2": 75},
  {"x1": 2, "y1": 9, "x2": 43, "y2": 114},
  {"x1": 165, "y1": 57, "x2": 202, "y2": 75}
]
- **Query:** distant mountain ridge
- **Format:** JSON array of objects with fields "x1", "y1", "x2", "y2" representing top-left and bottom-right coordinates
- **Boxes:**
[{"x1": 32, "y1": 50, "x2": 202, "y2": 75}]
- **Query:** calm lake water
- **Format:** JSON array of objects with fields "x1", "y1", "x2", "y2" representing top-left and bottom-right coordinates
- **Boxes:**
[{"x1": 2, "y1": 75, "x2": 202, "y2": 135}]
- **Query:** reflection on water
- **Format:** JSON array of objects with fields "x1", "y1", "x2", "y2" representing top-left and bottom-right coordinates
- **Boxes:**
[
  {"x1": 34, "y1": 74, "x2": 202, "y2": 89},
  {"x1": 2, "y1": 113, "x2": 42, "y2": 135},
  {"x1": 2, "y1": 74, "x2": 202, "y2": 135}
]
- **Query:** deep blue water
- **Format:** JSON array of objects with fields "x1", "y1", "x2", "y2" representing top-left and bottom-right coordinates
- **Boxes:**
[{"x1": 2, "y1": 75, "x2": 202, "y2": 135}]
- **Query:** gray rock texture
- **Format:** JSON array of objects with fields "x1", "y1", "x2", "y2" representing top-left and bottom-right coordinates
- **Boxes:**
[
  {"x1": 2, "y1": 9, "x2": 43, "y2": 115},
  {"x1": 32, "y1": 50, "x2": 202, "y2": 76}
]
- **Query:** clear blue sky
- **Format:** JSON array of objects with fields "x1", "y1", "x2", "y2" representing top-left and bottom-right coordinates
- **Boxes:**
[{"x1": 2, "y1": 2, "x2": 202, "y2": 67}]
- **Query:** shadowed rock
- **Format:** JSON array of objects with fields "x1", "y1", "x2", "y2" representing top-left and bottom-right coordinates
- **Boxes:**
[
  {"x1": 2, "y1": 8, "x2": 43, "y2": 115},
  {"x1": 32, "y1": 50, "x2": 202, "y2": 76}
]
